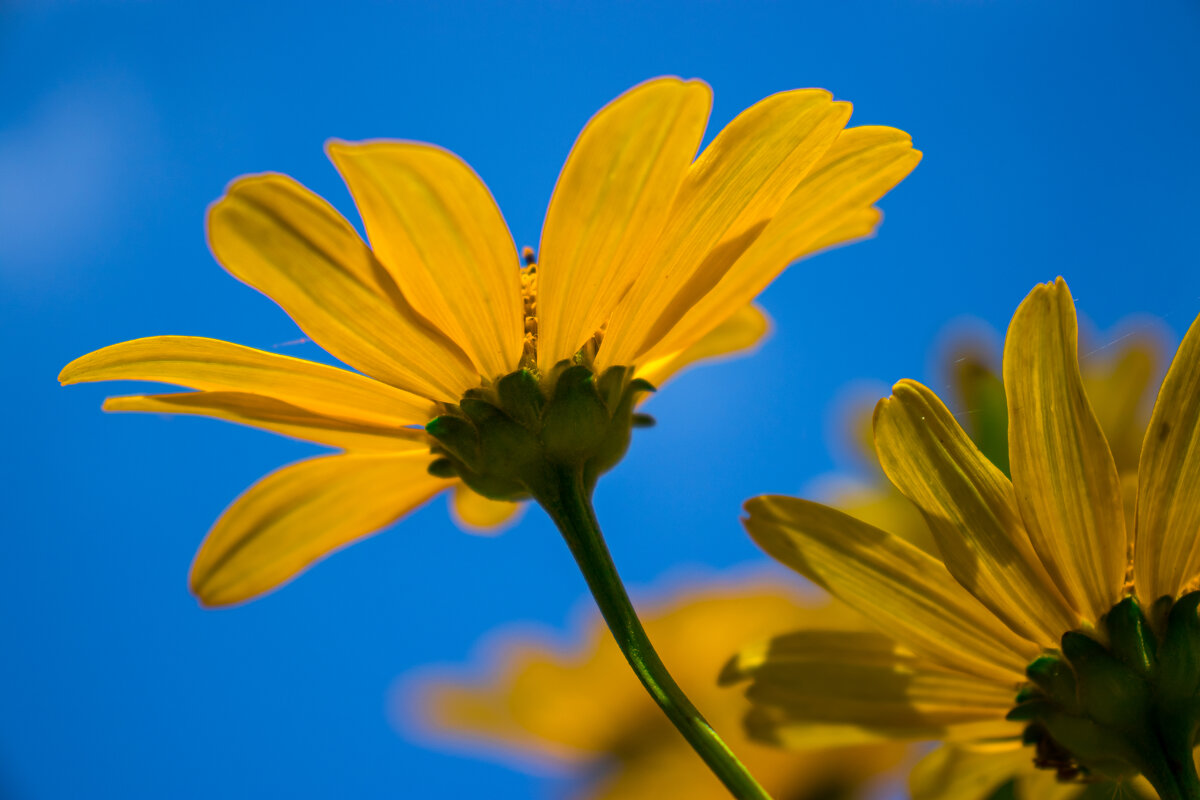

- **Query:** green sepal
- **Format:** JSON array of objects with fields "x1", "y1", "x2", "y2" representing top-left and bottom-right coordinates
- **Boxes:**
[
  {"x1": 1157, "y1": 592, "x2": 1200, "y2": 701},
  {"x1": 1014, "y1": 686, "x2": 1041, "y2": 705},
  {"x1": 1026, "y1": 655, "x2": 1080, "y2": 713},
  {"x1": 1007, "y1": 698, "x2": 1055, "y2": 722},
  {"x1": 541, "y1": 365, "x2": 609, "y2": 462},
  {"x1": 1062, "y1": 631, "x2": 1150, "y2": 731},
  {"x1": 582, "y1": 375, "x2": 656, "y2": 490},
  {"x1": 427, "y1": 457, "x2": 457, "y2": 479},
  {"x1": 1149, "y1": 595, "x2": 1175, "y2": 639},
  {"x1": 1106, "y1": 596, "x2": 1157, "y2": 677},
  {"x1": 426, "y1": 414, "x2": 480, "y2": 469},
  {"x1": 595, "y1": 365, "x2": 632, "y2": 411},
  {"x1": 497, "y1": 369, "x2": 543, "y2": 429},
  {"x1": 453, "y1": 465, "x2": 529, "y2": 502},
  {"x1": 1038, "y1": 711, "x2": 1142, "y2": 780},
  {"x1": 424, "y1": 364, "x2": 653, "y2": 502},
  {"x1": 632, "y1": 413, "x2": 656, "y2": 428}
]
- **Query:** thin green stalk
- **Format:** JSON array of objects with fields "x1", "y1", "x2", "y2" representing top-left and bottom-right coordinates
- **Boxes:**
[{"x1": 534, "y1": 463, "x2": 773, "y2": 800}]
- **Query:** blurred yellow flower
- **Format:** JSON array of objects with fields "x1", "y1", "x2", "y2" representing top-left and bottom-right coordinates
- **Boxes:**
[
  {"x1": 730, "y1": 278, "x2": 1200, "y2": 799},
  {"x1": 60, "y1": 76, "x2": 919, "y2": 608},
  {"x1": 411, "y1": 575, "x2": 907, "y2": 799}
]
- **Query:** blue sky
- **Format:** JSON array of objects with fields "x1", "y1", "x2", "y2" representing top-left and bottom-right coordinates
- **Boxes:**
[{"x1": 3, "y1": 1, "x2": 1199, "y2": 798}]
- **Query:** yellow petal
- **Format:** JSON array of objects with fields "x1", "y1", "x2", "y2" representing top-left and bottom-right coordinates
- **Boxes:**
[
  {"x1": 207, "y1": 173, "x2": 477, "y2": 401},
  {"x1": 599, "y1": 89, "x2": 852, "y2": 369},
  {"x1": 736, "y1": 645, "x2": 1008, "y2": 713},
  {"x1": 103, "y1": 392, "x2": 430, "y2": 453},
  {"x1": 728, "y1": 628, "x2": 1015, "y2": 737},
  {"x1": 1135, "y1": 311, "x2": 1200, "y2": 602},
  {"x1": 59, "y1": 335, "x2": 435, "y2": 427},
  {"x1": 535, "y1": 77, "x2": 712, "y2": 368},
  {"x1": 874, "y1": 379, "x2": 1077, "y2": 646},
  {"x1": 191, "y1": 452, "x2": 451, "y2": 606},
  {"x1": 634, "y1": 302, "x2": 770, "y2": 388},
  {"x1": 647, "y1": 125, "x2": 920, "y2": 362},
  {"x1": 326, "y1": 141, "x2": 524, "y2": 379},
  {"x1": 450, "y1": 484, "x2": 523, "y2": 535},
  {"x1": 751, "y1": 717, "x2": 1022, "y2": 750},
  {"x1": 909, "y1": 742, "x2": 1034, "y2": 800},
  {"x1": 744, "y1": 494, "x2": 1036, "y2": 681},
  {"x1": 1004, "y1": 278, "x2": 1127, "y2": 621}
]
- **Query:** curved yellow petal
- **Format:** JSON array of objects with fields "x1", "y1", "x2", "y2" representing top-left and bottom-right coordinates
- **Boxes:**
[
  {"x1": 635, "y1": 303, "x2": 770, "y2": 388},
  {"x1": 648, "y1": 125, "x2": 920, "y2": 362},
  {"x1": 450, "y1": 484, "x2": 523, "y2": 535},
  {"x1": 207, "y1": 173, "x2": 477, "y2": 401},
  {"x1": 191, "y1": 452, "x2": 451, "y2": 606},
  {"x1": 326, "y1": 141, "x2": 524, "y2": 379},
  {"x1": 535, "y1": 77, "x2": 712, "y2": 368},
  {"x1": 1004, "y1": 278, "x2": 1127, "y2": 621},
  {"x1": 599, "y1": 89, "x2": 852, "y2": 369},
  {"x1": 874, "y1": 379, "x2": 1077, "y2": 646},
  {"x1": 909, "y1": 743, "x2": 1033, "y2": 800},
  {"x1": 103, "y1": 391, "x2": 430, "y2": 453},
  {"x1": 1135, "y1": 311, "x2": 1200, "y2": 602},
  {"x1": 744, "y1": 495, "x2": 1037, "y2": 681},
  {"x1": 728, "y1": 629, "x2": 1014, "y2": 735},
  {"x1": 59, "y1": 335, "x2": 435, "y2": 427}
]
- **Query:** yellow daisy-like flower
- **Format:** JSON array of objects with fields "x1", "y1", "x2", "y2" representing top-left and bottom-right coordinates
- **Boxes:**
[
  {"x1": 729, "y1": 278, "x2": 1200, "y2": 799},
  {"x1": 411, "y1": 576, "x2": 907, "y2": 800},
  {"x1": 59, "y1": 76, "x2": 919, "y2": 607}
]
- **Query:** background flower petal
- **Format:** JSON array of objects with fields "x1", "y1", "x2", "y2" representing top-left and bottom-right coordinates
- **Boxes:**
[
  {"x1": 634, "y1": 302, "x2": 770, "y2": 388},
  {"x1": 909, "y1": 743, "x2": 1038, "y2": 800},
  {"x1": 449, "y1": 485, "x2": 524, "y2": 535}
]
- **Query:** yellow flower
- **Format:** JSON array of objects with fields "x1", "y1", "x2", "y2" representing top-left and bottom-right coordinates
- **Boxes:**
[
  {"x1": 410, "y1": 575, "x2": 907, "y2": 799},
  {"x1": 729, "y1": 278, "x2": 1200, "y2": 799},
  {"x1": 59, "y1": 76, "x2": 919, "y2": 608}
]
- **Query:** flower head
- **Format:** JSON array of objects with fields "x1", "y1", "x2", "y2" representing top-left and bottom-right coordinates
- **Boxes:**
[
  {"x1": 729, "y1": 278, "x2": 1200, "y2": 798},
  {"x1": 59, "y1": 77, "x2": 918, "y2": 606},
  {"x1": 409, "y1": 575, "x2": 907, "y2": 799}
]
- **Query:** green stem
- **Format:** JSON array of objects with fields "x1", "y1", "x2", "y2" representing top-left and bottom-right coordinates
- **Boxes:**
[
  {"x1": 533, "y1": 464, "x2": 773, "y2": 800},
  {"x1": 1136, "y1": 734, "x2": 1199, "y2": 800}
]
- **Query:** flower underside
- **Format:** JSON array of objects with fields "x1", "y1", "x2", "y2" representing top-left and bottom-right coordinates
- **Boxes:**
[
  {"x1": 1009, "y1": 593, "x2": 1200, "y2": 795},
  {"x1": 426, "y1": 362, "x2": 655, "y2": 502}
]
